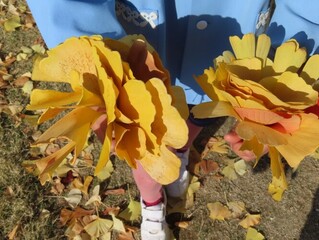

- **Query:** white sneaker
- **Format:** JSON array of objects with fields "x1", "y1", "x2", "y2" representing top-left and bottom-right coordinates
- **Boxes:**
[
  {"x1": 165, "y1": 149, "x2": 190, "y2": 198},
  {"x1": 140, "y1": 194, "x2": 170, "y2": 240}
]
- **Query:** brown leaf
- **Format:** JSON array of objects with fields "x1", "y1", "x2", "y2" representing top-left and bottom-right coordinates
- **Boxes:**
[
  {"x1": 50, "y1": 177, "x2": 65, "y2": 195},
  {"x1": 103, "y1": 188, "x2": 126, "y2": 196},
  {"x1": 7, "y1": 223, "x2": 20, "y2": 240},
  {"x1": 102, "y1": 206, "x2": 121, "y2": 216},
  {"x1": 13, "y1": 76, "x2": 30, "y2": 87},
  {"x1": 175, "y1": 221, "x2": 190, "y2": 229},
  {"x1": 118, "y1": 229, "x2": 136, "y2": 240}
]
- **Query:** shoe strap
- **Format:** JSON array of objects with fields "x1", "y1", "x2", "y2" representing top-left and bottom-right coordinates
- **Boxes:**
[
  {"x1": 141, "y1": 219, "x2": 165, "y2": 232},
  {"x1": 142, "y1": 206, "x2": 165, "y2": 221}
]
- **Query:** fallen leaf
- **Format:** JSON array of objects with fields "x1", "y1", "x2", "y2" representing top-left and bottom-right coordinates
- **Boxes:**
[
  {"x1": 84, "y1": 217, "x2": 113, "y2": 238},
  {"x1": 96, "y1": 160, "x2": 114, "y2": 181},
  {"x1": 227, "y1": 201, "x2": 246, "y2": 219},
  {"x1": 104, "y1": 188, "x2": 126, "y2": 196},
  {"x1": 7, "y1": 223, "x2": 20, "y2": 240},
  {"x1": 239, "y1": 214, "x2": 261, "y2": 229},
  {"x1": 245, "y1": 227, "x2": 265, "y2": 240},
  {"x1": 85, "y1": 185, "x2": 102, "y2": 206},
  {"x1": 207, "y1": 202, "x2": 232, "y2": 221},
  {"x1": 102, "y1": 206, "x2": 121, "y2": 216},
  {"x1": 21, "y1": 80, "x2": 33, "y2": 94},
  {"x1": 4, "y1": 15, "x2": 21, "y2": 31},
  {"x1": 50, "y1": 177, "x2": 65, "y2": 195},
  {"x1": 111, "y1": 213, "x2": 126, "y2": 233},
  {"x1": 175, "y1": 221, "x2": 190, "y2": 229},
  {"x1": 118, "y1": 230, "x2": 136, "y2": 240},
  {"x1": 202, "y1": 137, "x2": 229, "y2": 158},
  {"x1": 222, "y1": 160, "x2": 238, "y2": 180},
  {"x1": 118, "y1": 199, "x2": 141, "y2": 221},
  {"x1": 234, "y1": 159, "x2": 248, "y2": 176},
  {"x1": 64, "y1": 188, "x2": 82, "y2": 208},
  {"x1": 185, "y1": 175, "x2": 200, "y2": 208}
]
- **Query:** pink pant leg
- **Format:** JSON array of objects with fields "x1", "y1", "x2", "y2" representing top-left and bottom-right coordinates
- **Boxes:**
[{"x1": 132, "y1": 161, "x2": 163, "y2": 203}]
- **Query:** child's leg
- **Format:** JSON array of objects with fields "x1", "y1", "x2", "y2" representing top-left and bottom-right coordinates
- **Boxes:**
[{"x1": 132, "y1": 161, "x2": 163, "y2": 204}]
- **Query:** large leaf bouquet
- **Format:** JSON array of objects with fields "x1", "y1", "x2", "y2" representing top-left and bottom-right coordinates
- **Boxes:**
[
  {"x1": 192, "y1": 33, "x2": 319, "y2": 200},
  {"x1": 25, "y1": 35, "x2": 188, "y2": 185}
]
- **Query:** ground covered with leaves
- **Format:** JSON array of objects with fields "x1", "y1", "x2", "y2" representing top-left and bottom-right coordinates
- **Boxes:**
[{"x1": 1, "y1": 1, "x2": 319, "y2": 239}]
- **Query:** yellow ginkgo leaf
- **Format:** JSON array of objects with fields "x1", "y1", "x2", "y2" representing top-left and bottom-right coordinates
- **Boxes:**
[
  {"x1": 268, "y1": 147, "x2": 287, "y2": 201},
  {"x1": 272, "y1": 39, "x2": 307, "y2": 73},
  {"x1": 146, "y1": 78, "x2": 188, "y2": 149},
  {"x1": 4, "y1": 15, "x2": 22, "y2": 31},
  {"x1": 246, "y1": 227, "x2": 265, "y2": 240},
  {"x1": 84, "y1": 217, "x2": 113, "y2": 238},
  {"x1": 229, "y1": 33, "x2": 256, "y2": 60},
  {"x1": 300, "y1": 54, "x2": 319, "y2": 85},
  {"x1": 111, "y1": 214, "x2": 126, "y2": 233},
  {"x1": 239, "y1": 214, "x2": 261, "y2": 229},
  {"x1": 222, "y1": 160, "x2": 238, "y2": 180},
  {"x1": 207, "y1": 202, "x2": 232, "y2": 221},
  {"x1": 139, "y1": 145, "x2": 181, "y2": 185},
  {"x1": 96, "y1": 160, "x2": 114, "y2": 181},
  {"x1": 118, "y1": 199, "x2": 141, "y2": 222},
  {"x1": 185, "y1": 176, "x2": 200, "y2": 208}
]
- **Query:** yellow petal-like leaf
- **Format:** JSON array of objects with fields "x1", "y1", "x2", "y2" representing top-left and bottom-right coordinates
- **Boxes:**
[
  {"x1": 192, "y1": 101, "x2": 239, "y2": 119},
  {"x1": 139, "y1": 145, "x2": 181, "y2": 185},
  {"x1": 272, "y1": 39, "x2": 307, "y2": 73},
  {"x1": 230, "y1": 33, "x2": 256, "y2": 60},
  {"x1": 146, "y1": 78, "x2": 188, "y2": 149},
  {"x1": 207, "y1": 202, "x2": 232, "y2": 221},
  {"x1": 276, "y1": 113, "x2": 319, "y2": 167},
  {"x1": 300, "y1": 54, "x2": 319, "y2": 85},
  {"x1": 95, "y1": 124, "x2": 113, "y2": 175},
  {"x1": 256, "y1": 34, "x2": 271, "y2": 67},
  {"x1": 236, "y1": 120, "x2": 287, "y2": 146},
  {"x1": 84, "y1": 217, "x2": 113, "y2": 238},
  {"x1": 171, "y1": 86, "x2": 189, "y2": 120},
  {"x1": 239, "y1": 214, "x2": 261, "y2": 229},
  {"x1": 268, "y1": 147, "x2": 287, "y2": 201}
]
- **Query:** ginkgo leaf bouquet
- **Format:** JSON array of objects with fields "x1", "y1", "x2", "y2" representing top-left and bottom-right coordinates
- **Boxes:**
[
  {"x1": 192, "y1": 33, "x2": 319, "y2": 201},
  {"x1": 25, "y1": 35, "x2": 188, "y2": 185}
]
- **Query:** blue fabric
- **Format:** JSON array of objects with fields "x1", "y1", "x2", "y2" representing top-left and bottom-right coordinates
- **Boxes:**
[
  {"x1": 26, "y1": 0, "x2": 319, "y2": 106},
  {"x1": 267, "y1": 0, "x2": 319, "y2": 55}
]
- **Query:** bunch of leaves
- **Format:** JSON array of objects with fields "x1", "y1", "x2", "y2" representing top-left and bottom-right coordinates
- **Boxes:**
[
  {"x1": 192, "y1": 33, "x2": 319, "y2": 201},
  {"x1": 0, "y1": 0, "x2": 35, "y2": 32},
  {"x1": 207, "y1": 200, "x2": 264, "y2": 239},
  {"x1": 24, "y1": 34, "x2": 189, "y2": 186}
]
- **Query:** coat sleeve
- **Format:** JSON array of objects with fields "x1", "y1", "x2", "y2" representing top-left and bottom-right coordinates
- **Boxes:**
[
  {"x1": 26, "y1": 0, "x2": 126, "y2": 48},
  {"x1": 267, "y1": 0, "x2": 319, "y2": 55}
]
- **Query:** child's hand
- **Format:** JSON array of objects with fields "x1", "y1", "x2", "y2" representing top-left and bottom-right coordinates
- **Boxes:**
[{"x1": 224, "y1": 130, "x2": 268, "y2": 161}]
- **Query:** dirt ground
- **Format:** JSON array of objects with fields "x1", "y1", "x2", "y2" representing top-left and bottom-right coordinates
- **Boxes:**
[
  {"x1": 1, "y1": 1, "x2": 319, "y2": 240},
  {"x1": 177, "y1": 117, "x2": 319, "y2": 240}
]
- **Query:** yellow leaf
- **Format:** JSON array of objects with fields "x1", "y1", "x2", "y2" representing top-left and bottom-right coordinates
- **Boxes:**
[
  {"x1": 207, "y1": 202, "x2": 232, "y2": 221},
  {"x1": 234, "y1": 159, "x2": 247, "y2": 176},
  {"x1": 276, "y1": 113, "x2": 319, "y2": 168},
  {"x1": 111, "y1": 214, "x2": 126, "y2": 233},
  {"x1": 84, "y1": 217, "x2": 113, "y2": 238},
  {"x1": 229, "y1": 33, "x2": 256, "y2": 60},
  {"x1": 227, "y1": 201, "x2": 246, "y2": 218},
  {"x1": 85, "y1": 185, "x2": 102, "y2": 206},
  {"x1": 118, "y1": 199, "x2": 141, "y2": 221},
  {"x1": 95, "y1": 124, "x2": 113, "y2": 175},
  {"x1": 222, "y1": 160, "x2": 237, "y2": 180},
  {"x1": 4, "y1": 15, "x2": 22, "y2": 32},
  {"x1": 96, "y1": 160, "x2": 114, "y2": 181},
  {"x1": 245, "y1": 227, "x2": 265, "y2": 240},
  {"x1": 186, "y1": 176, "x2": 200, "y2": 208},
  {"x1": 191, "y1": 101, "x2": 239, "y2": 119},
  {"x1": 239, "y1": 214, "x2": 261, "y2": 228},
  {"x1": 146, "y1": 78, "x2": 188, "y2": 149},
  {"x1": 118, "y1": 79, "x2": 157, "y2": 153},
  {"x1": 171, "y1": 86, "x2": 189, "y2": 120},
  {"x1": 236, "y1": 120, "x2": 287, "y2": 146},
  {"x1": 21, "y1": 80, "x2": 33, "y2": 95},
  {"x1": 139, "y1": 145, "x2": 181, "y2": 185},
  {"x1": 272, "y1": 39, "x2": 307, "y2": 73},
  {"x1": 268, "y1": 147, "x2": 287, "y2": 201},
  {"x1": 300, "y1": 54, "x2": 319, "y2": 85}
]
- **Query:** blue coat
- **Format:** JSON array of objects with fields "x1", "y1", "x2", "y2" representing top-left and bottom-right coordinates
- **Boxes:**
[{"x1": 26, "y1": 0, "x2": 319, "y2": 105}]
